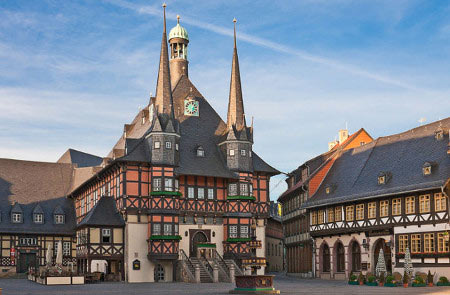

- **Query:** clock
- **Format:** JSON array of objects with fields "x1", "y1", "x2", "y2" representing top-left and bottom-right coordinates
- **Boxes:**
[{"x1": 184, "y1": 99, "x2": 199, "y2": 116}]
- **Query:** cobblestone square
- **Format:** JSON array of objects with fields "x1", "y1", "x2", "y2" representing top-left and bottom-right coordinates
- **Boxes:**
[{"x1": 2, "y1": 274, "x2": 450, "y2": 295}]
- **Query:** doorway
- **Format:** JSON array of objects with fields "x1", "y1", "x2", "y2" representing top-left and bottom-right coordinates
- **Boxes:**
[
  {"x1": 154, "y1": 264, "x2": 165, "y2": 282},
  {"x1": 18, "y1": 253, "x2": 37, "y2": 273},
  {"x1": 373, "y1": 239, "x2": 392, "y2": 273},
  {"x1": 190, "y1": 231, "x2": 207, "y2": 257}
]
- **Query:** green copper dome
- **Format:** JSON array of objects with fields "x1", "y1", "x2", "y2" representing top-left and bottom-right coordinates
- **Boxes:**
[{"x1": 169, "y1": 16, "x2": 189, "y2": 41}]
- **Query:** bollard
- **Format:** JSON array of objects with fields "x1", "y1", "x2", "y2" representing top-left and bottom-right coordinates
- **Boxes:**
[
  {"x1": 213, "y1": 264, "x2": 219, "y2": 283},
  {"x1": 195, "y1": 265, "x2": 201, "y2": 283},
  {"x1": 229, "y1": 264, "x2": 235, "y2": 284}
]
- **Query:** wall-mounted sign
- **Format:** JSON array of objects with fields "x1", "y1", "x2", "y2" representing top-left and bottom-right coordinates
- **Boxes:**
[{"x1": 133, "y1": 259, "x2": 140, "y2": 270}]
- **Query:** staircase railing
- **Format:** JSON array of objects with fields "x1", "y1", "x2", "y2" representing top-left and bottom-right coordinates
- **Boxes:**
[
  {"x1": 179, "y1": 249, "x2": 195, "y2": 282},
  {"x1": 227, "y1": 252, "x2": 244, "y2": 276},
  {"x1": 213, "y1": 249, "x2": 231, "y2": 281},
  {"x1": 199, "y1": 256, "x2": 214, "y2": 281}
]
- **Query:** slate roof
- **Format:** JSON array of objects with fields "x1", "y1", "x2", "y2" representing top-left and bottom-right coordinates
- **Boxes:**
[
  {"x1": 0, "y1": 158, "x2": 77, "y2": 235},
  {"x1": 78, "y1": 196, "x2": 125, "y2": 228},
  {"x1": 303, "y1": 118, "x2": 450, "y2": 209},
  {"x1": 57, "y1": 148, "x2": 103, "y2": 168}
]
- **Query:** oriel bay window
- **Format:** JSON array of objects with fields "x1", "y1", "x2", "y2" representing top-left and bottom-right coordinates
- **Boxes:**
[
  {"x1": 152, "y1": 223, "x2": 178, "y2": 236},
  {"x1": 228, "y1": 225, "x2": 249, "y2": 239},
  {"x1": 368, "y1": 202, "x2": 376, "y2": 218},
  {"x1": 229, "y1": 225, "x2": 238, "y2": 238},
  {"x1": 228, "y1": 182, "x2": 252, "y2": 196},
  {"x1": 419, "y1": 194, "x2": 430, "y2": 213},
  {"x1": 153, "y1": 177, "x2": 178, "y2": 192},
  {"x1": 380, "y1": 200, "x2": 389, "y2": 217},
  {"x1": 406, "y1": 196, "x2": 415, "y2": 214},
  {"x1": 163, "y1": 224, "x2": 172, "y2": 236},
  {"x1": 240, "y1": 225, "x2": 249, "y2": 238}
]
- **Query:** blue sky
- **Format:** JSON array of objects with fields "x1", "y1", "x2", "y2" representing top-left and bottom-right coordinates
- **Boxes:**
[{"x1": 0, "y1": 0, "x2": 449, "y2": 199}]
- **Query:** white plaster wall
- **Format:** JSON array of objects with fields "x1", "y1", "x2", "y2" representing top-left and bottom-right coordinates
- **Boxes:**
[
  {"x1": 90, "y1": 260, "x2": 107, "y2": 273},
  {"x1": 125, "y1": 223, "x2": 155, "y2": 283},
  {"x1": 394, "y1": 223, "x2": 447, "y2": 234},
  {"x1": 255, "y1": 220, "x2": 266, "y2": 275},
  {"x1": 179, "y1": 224, "x2": 224, "y2": 256}
]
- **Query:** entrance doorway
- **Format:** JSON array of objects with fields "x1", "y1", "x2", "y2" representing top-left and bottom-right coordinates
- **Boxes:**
[
  {"x1": 373, "y1": 239, "x2": 392, "y2": 273},
  {"x1": 154, "y1": 264, "x2": 165, "y2": 282},
  {"x1": 190, "y1": 231, "x2": 207, "y2": 257},
  {"x1": 18, "y1": 253, "x2": 37, "y2": 273}
]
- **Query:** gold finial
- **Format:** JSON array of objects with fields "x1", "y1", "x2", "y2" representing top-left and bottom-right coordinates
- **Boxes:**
[
  {"x1": 162, "y1": 3, "x2": 166, "y2": 8},
  {"x1": 233, "y1": 18, "x2": 237, "y2": 48},
  {"x1": 233, "y1": 18, "x2": 237, "y2": 23},
  {"x1": 162, "y1": 3, "x2": 167, "y2": 33},
  {"x1": 177, "y1": 15, "x2": 180, "y2": 24}
]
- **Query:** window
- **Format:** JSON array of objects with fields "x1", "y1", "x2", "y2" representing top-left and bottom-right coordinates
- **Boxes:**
[
  {"x1": 438, "y1": 233, "x2": 449, "y2": 252},
  {"x1": 240, "y1": 225, "x2": 249, "y2": 238},
  {"x1": 154, "y1": 141, "x2": 160, "y2": 149},
  {"x1": 54, "y1": 241, "x2": 59, "y2": 254},
  {"x1": 86, "y1": 196, "x2": 91, "y2": 212},
  {"x1": 197, "y1": 188, "x2": 204, "y2": 199},
  {"x1": 335, "y1": 207, "x2": 342, "y2": 222},
  {"x1": 229, "y1": 225, "x2": 238, "y2": 238},
  {"x1": 197, "y1": 147, "x2": 205, "y2": 157},
  {"x1": 325, "y1": 186, "x2": 331, "y2": 194},
  {"x1": 378, "y1": 175, "x2": 386, "y2": 185},
  {"x1": 164, "y1": 178, "x2": 173, "y2": 191},
  {"x1": 336, "y1": 243, "x2": 345, "y2": 272},
  {"x1": 240, "y1": 150, "x2": 246, "y2": 156},
  {"x1": 411, "y1": 234, "x2": 421, "y2": 253},
  {"x1": 54, "y1": 214, "x2": 65, "y2": 224},
  {"x1": 322, "y1": 244, "x2": 330, "y2": 272},
  {"x1": 176, "y1": 143, "x2": 179, "y2": 150},
  {"x1": 80, "y1": 198, "x2": 85, "y2": 215},
  {"x1": 356, "y1": 204, "x2": 364, "y2": 220},
  {"x1": 311, "y1": 211, "x2": 317, "y2": 225},
  {"x1": 107, "y1": 183, "x2": 111, "y2": 196},
  {"x1": 34, "y1": 213, "x2": 43, "y2": 224},
  {"x1": 153, "y1": 223, "x2": 161, "y2": 235},
  {"x1": 102, "y1": 229, "x2": 111, "y2": 243},
  {"x1": 318, "y1": 210, "x2": 324, "y2": 224},
  {"x1": 435, "y1": 193, "x2": 447, "y2": 212},
  {"x1": 116, "y1": 176, "x2": 120, "y2": 197},
  {"x1": 380, "y1": 200, "x2": 389, "y2": 217},
  {"x1": 188, "y1": 187, "x2": 195, "y2": 199},
  {"x1": 153, "y1": 178, "x2": 162, "y2": 191},
  {"x1": 19, "y1": 238, "x2": 37, "y2": 246},
  {"x1": 229, "y1": 183, "x2": 237, "y2": 196},
  {"x1": 163, "y1": 224, "x2": 172, "y2": 235},
  {"x1": 229, "y1": 149, "x2": 235, "y2": 156},
  {"x1": 368, "y1": 202, "x2": 376, "y2": 219},
  {"x1": 398, "y1": 235, "x2": 408, "y2": 253},
  {"x1": 174, "y1": 224, "x2": 179, "y2": 235},
  {"x1": 424, "y1": 233, "x2": 435, "y2": 253},
  {"x1": 11, "y1": 213, "x2": 22, "y2": 223},
  {"x1": 419, "y1": 195, "x2": 430, "y2": 213},
  {"x1": 392, "y1": 198, "x2": 401, "y2": 216},
  {"x1": 93, "y1": 191, "x2": 98, "y2": 204},
  {"x1": 207, "y1": 188, "x2": 214, "y2": 200},
  {"x1": 360, "y1": 141, "x2": 365, "y2": 146},
  {"x1": 423, "y1": 163, "x2": 432, "y2": 175},
  {"x1": 346, "y1": 205, "x2": 354, "y2": 221},
  {"x1": 327, "y1": 208, "x2": 334, "y2": 223},
  {"x1": 406, "y1": 196, "x2": 415, "y2": 214},
  {"x1": 63, "y1": 242, "x2": 71, "y2": 256},
  {"x1": 165, "y1": 141, "x2": 172, "y2": 149},
  {"x1": 240, "y1": 183, "x2": 248, "y2": 196}
]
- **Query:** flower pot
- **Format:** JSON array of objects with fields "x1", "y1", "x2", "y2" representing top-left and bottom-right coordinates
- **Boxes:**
[
  {"x1": 359, "y1": 281, "x2": 364, "y2": 285},
  {"x1": 379, "y1": 283, "x2": 384, "y2": 287},
  {"x1": 403, "y1": 283, "x2": 408, "y2": 288},
  {"x1": 428, "y1": 283, "x2": 433, "y2": 287}
]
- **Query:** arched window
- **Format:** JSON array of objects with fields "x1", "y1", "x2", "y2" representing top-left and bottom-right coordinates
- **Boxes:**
[
  {"x1": 336, "y1": 243, "x2": 345, "y2": 272},
  {"x1": 351, "y1": 242, "x2": 361, "y2": 271},
  {"x1": 154, "y1": 264, "x2": 165, "y2": 282},
  {"x1": 322, "y1": 244, "x2": 330, "y2": 272}
]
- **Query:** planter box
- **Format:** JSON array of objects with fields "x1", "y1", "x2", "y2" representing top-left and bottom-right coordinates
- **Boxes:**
[
  {"x1": 384, "y1": 283, "x2": 396, "y2": 287},
  {"x1": 437, "y1": 282, "x2": 450, "y2": 286},
  {"x1": 365, "y1": 282, "x2": 378, "y2": 286},
  {"x1": 412, "y1": 283, "x2": 426, "y2": 287},
  {"x1": 348, "y1": 281, "x2": 359, "y2": 285},
  {"x1": 33, "y1": 275, "x2": 85, "y2": 285}
]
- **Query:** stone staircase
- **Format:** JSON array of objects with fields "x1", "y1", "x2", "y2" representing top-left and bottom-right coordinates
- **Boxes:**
[{"x1": 190, "y1": 257, "x2": 213, "y2": 283}]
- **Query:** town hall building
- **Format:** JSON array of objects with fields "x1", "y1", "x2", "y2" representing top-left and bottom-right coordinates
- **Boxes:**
[{"x1": 0, "y1": 6, "x2": 279, "y2": 283}]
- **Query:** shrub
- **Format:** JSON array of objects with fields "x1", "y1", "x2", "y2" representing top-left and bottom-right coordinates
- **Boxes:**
[
  {"x1": 350, "y1": 274, "x2": 357, "y2": 282},
  {"x1": 403, "y1": 274, "x2": 409, "y2": 284},
  {"x1": 358, "y1": 273, "x2": 365, "y2": 283},
  {"x1": 414, "y1": 275, "x2": 425, "y2": 285},
  {"x1": 439, "y1": 276, "x2": 449, "y2": 283},
  {"x1": 386, "y1": 275, "x2": 394, "y2": 284},
  {"x1": 368, "y1": 275, "x2": 376, "y2": 283},
  {"x1": 427, "y1": 270, "x2": 433, "y2": 284}
]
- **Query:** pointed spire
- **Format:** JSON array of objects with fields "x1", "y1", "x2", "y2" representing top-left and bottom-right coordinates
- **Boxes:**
[
  {"x1": 226, "y1": 18, "x2": 246, "y2": 131},
  {"x1": 155, "y1": 3, "x2": 174, "y2": 118}
]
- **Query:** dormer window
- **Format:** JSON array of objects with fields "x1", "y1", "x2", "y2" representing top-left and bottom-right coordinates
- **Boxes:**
[
  {"x1": 196, "y1": 146, "x2": 205, "y2": 157},
  {"x1": 54, "y1": 214, "x2": 65, "y2": 224},
  {"x1": 325, "y1": 184, "x2": 336, "y2": 194},
  {"x1": 33, "y1": 213, "x2": 43, "y2": 224},
  {"x1": 12, "y1": 213, "x2": 22, "y2": 223},
  {"x1": 423, "y1": 162, "x2": 432, "y2": 175},
  {"x1": 378, "y1": 175, "x2": 386, "y2": 185},
  {"x1": 435, "y1": 128, "x2": 444, "y2": 140}
]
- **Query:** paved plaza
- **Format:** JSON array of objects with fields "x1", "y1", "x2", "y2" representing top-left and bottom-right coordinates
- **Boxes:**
[{"x1": 1, "y1": 274, "x2": 450, "y2": 295}]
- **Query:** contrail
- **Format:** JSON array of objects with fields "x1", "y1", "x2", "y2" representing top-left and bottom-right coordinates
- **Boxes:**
[{"x1": 104, "y1": 0, "x2": 429, "y2": 93}]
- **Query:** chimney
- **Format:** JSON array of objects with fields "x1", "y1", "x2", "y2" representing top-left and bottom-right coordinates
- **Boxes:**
[
  {"x1": 328, "y1": 140, "x2": 338, "y2": 151},
  {"x1": 338, "y1": 129, "x2": 348, "y2": 144}
]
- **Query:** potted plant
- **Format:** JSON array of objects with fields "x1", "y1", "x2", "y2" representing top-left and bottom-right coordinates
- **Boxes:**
[
  {"x1": 437, "y1": 276, "x2": 450, "y2": 286},
  {"x1": 427, "y1": 270, "x2": 434, "y2": 287},
  {"x1": 366, "y1": 275, "x2": 377, "y2": 286},
  {"x1": 358, "y1": 273, "x2": 365, "y2": 285},
  {"x1": 412, "y1": 275, "x2": 426, "y2": 287},
  {"x1": 378, "y1": 272, "x2": 385, "y2": 287},
  {"x1": 403, "y1": 273, "x2": 409, "y2": 288},
  {"x1": 348, "y1": 272, "x2": 359, "y2": 285},
  {"x1": 385, "y1": 275, "x2": 396, "y2": 287}
]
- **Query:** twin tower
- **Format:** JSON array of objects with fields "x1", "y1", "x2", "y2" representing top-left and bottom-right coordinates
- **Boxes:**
[{"x1": 148, "y1": 4, "x2": 253, "y2": 174}]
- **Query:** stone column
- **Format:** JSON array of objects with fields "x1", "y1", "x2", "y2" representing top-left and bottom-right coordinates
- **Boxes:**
[
  {"x1": 195, "y1": 265, "x2": 201, "y2": 283},
  {"x1": 213, "y1": 264, "x2": 219, "y2": 283},
  {"x1": 230, "y1": 264, "x2": 235, "y2": 284}
]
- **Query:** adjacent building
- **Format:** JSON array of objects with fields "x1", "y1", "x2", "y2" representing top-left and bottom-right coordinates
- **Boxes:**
[
  {"x1": 0, "y1": 7, "x2": 279, "y2": 282},
  {"x1": 265, "y1": 202, "x2": 283, "y2": 272},
  {"x1": 303, "y1": 119, "x2": 450, "y2": 280}
]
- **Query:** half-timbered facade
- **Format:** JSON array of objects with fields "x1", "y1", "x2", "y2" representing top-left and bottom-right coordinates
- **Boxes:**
[
  {"x1": 303, "y1": 118, "x2": 450, "y2": 280},
  {"x1": 278, "y1": 128, "x2": 373, "y2": 277}
]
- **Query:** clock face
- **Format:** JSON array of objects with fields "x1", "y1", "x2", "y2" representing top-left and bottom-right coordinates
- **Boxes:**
[{"x1": 184, "y1": 99, "x2": 199, "y2": 116}]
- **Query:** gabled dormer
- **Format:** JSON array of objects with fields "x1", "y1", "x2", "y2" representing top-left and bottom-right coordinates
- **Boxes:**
[
  {"x1": 53, "y1": 205, "x2": 65, "y2": 224},
  {"x1": 377, "y1": 171, "x2": 391, "y2": 185},
  {"x1": 11, "y1": 202, "x2": 23, "y2": 223},
  {"x1": 33, "y1": 204, "x2": 44, "y2": 224}
]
